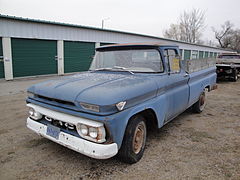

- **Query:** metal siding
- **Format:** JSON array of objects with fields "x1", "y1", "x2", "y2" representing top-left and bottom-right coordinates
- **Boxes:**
[
  {"x1": 184, "y1": 50, "x2": 191, "y2": 60},
  {"x1": 0, "y1": 38, "x2": 4, "y2": 78},
  {"x1": 64, "y1": 41, "x2": 95, "y2": 73},
  {"x1": 0, "y1": 18, "x2": 230, "y2": 53},
  {"x1": 209, "y1": 52, "x2": 213, "y2": 57},
  {"x1": 214, "y1": 52, "x2": 217, "y2": 58},
  {"x1": 12, "y1": 38, "x2": 57, "y2": 77},
  {"x1": 199, "y1": 51, "x2": 204, "y2": 59},
  {"x1": 205, "y1": 52, "x2": 209, "y2": 58},
  {"x1": 191, "y1": 50, "x2": 198, "y2": 59}
]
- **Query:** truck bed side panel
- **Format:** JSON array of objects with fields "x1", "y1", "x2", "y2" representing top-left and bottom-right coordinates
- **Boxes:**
[{"x1": 188, "y1": 66, "x2": 216, "y2": 107}]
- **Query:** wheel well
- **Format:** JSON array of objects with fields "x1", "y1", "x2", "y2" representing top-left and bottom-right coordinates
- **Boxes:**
[
  {"x1": 205, "y1": 85, "x2": 210, "y2": 92},
  {"x1": 134, "y1": 109, "x2": 158, "y2": 130}
]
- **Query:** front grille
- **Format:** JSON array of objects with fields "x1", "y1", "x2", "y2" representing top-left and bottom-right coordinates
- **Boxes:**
[
  {"x1": 39, "y1": 116, "x2": 80, "y2": 138},
  {"x1": 36, "y1": 95, "x2": 75, "y2": 106}
]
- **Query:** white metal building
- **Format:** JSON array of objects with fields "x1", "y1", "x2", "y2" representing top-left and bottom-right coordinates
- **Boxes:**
[{"x1": 0, "y1": 14, "x2": 230, "y2": 80}]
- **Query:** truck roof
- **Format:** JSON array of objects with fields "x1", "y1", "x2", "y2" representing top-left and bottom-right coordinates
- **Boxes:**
[
  {"x1": 219, "y1": 52, "x2": 240, "y2": 56},
  {"x1": 96, "y1": 42, "x2": 178, "y2": 50}
]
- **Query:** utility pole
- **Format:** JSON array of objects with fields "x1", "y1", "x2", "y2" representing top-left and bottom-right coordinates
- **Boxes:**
[{"x1": 102, "y1": 18, "x2": 110, "y2": 29}]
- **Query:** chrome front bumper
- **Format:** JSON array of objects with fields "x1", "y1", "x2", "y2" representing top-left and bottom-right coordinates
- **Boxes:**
[{"x1": 27, "y1": 118, "x2": 118, "y2": 159}]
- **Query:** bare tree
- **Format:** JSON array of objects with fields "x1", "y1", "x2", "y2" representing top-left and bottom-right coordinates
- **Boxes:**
[
  {"x1": 231, "y1": 29, "x2": 240, "y2": 52},
  {"x1": 212, "y1": 21, "x2": 233, "y2": 48},
  {"x1": 180, "y1": 9, "x2": 205, "y2": 43},
  {"x1": 212, "y1": 21, "x2": 240, "y2": 52},
  {"x1": 163, "y1": 24, "x2": 181, "y2": 41},
  {"x1": 163, "y1": 9, "x2": 205, "y2": 44}
]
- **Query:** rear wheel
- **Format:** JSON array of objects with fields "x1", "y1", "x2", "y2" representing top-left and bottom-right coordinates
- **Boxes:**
[
  {"x1": 231, "y1": 69, "x2": 238, "y2": 82},
  {"x1": 192, "y1": 90, "x2": 206, "y2": 113},
  {"x1": 118, "y1": 115, "x2": 147, "y2": 164}
]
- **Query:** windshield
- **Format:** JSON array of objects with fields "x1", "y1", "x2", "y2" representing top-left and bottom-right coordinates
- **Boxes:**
[{"x1": 90, "y1": 49, "x2": 164, "y2": 73}]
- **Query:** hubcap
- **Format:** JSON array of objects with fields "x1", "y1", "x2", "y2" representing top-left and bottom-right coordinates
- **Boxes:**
[{"x1": 132, "y1": 122, "x2": 146, "y2": 154}]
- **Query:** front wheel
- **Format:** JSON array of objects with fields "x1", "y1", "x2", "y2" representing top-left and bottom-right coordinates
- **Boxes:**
[
  {"x1": 192, "y1": 90, "x2": 206, "y2": 113},
  {"x1": 118, "y1": 115, "x2": 147, "y2": 164}
]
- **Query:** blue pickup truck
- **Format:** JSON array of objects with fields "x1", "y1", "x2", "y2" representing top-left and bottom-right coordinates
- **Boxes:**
[{"x1": 26, "y1": 43, "x2": 217, "y2": 163}]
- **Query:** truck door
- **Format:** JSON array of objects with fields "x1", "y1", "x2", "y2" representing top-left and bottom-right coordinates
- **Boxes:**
[{"x1": 164, "y1": 48, "x2": 190, "y2": 121}]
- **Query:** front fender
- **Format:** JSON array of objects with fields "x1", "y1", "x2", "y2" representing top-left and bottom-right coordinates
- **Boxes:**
[{"x1": 105, "y1": 94, "x2": 168, "y2": 148}]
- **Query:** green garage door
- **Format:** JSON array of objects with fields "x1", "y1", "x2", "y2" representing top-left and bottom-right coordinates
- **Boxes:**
[
  {"x1": 12, "y1": 38, "x2": 57, "y2": 77},
  {"x1": 209, "y1": 52, "x2": 213, "y2": 58},
  {"x1": 199, "y1": 51, "x2": 204, "y2": 59},
  {"x1": 64, "y1": 41, "x2": 95, "y2": 73},
  {"x1": 214, "y1": 52, "x2": 217, "y2": 58},
  {"x1": 0, "y1": 38, "x2": 4, "y2": 78},
  {"x1": 204, "y1": 52, "x2": 209, "y2": 58},
  {"x1": 184, "y1": 50, "x2": 191, "y2": 60}
]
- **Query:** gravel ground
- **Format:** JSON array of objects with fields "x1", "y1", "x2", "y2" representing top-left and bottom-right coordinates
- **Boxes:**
[{"x1": 0, "y1": 77, "x2": 239, "y2": 180}]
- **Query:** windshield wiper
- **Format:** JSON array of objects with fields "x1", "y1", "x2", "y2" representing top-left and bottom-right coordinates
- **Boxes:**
[
  {"x1": 112, "y1": 66, "x2": 134, "y2": 74},
  {"x1": 91, "y1": 66, "x2": 134, "y2": 74},
  {"x1": 91, "y1": 68, "x2": 113, "y2": 71}
]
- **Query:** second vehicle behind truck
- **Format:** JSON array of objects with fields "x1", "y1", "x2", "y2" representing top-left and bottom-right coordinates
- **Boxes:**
[{"x1": 216, "y1": 53, "x2": 240, "y2": 81}]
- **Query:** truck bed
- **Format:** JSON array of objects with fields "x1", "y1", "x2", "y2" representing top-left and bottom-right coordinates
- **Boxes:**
[{"x1": 184, "y1": 58, "x2": 216, "y2": 73}]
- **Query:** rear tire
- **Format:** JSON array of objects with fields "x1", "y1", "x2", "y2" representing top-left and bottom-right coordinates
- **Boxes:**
[
  {"x1": 192, "y1": 90, "x2": 206, "y2": 113},
  {"x1": 231, "y1": 69, "x2": 238, "y2": 82},
  {"x1": 118, "y1": 115, "x2": 147, "y2": 164}
]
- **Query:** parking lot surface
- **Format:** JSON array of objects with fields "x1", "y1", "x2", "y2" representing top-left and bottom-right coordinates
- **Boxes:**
[{"x1": 0, "y1": 76, "x2": 240, "y2": 180}]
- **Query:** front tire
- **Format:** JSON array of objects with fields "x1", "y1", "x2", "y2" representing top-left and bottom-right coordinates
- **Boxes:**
[{"x1": 118, "y1": 115, "x2": 147, "y2": 164}]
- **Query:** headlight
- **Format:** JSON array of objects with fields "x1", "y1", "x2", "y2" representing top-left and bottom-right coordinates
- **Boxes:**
[
  {"x1": 76, "y1": 123, "x2": 106, "y2": 143},
  {"x1": 28, "y1": 107, "x2": 42, "y2": 120},
  {"x1": 89, "y1": 127, "x2": 98, "y2": 138},
  {"x1": 116, "y1": 101, "x2": 126, "y2": 111},
  {"x1": 29, "y1": 107, "x2": 34, "y2": 116},
  {"x1": 79, "y1": 124, "x2": 88, "y2": 136},
  {"x1": 80, "y1": 102, "x2": 100, "y2": 112}
]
